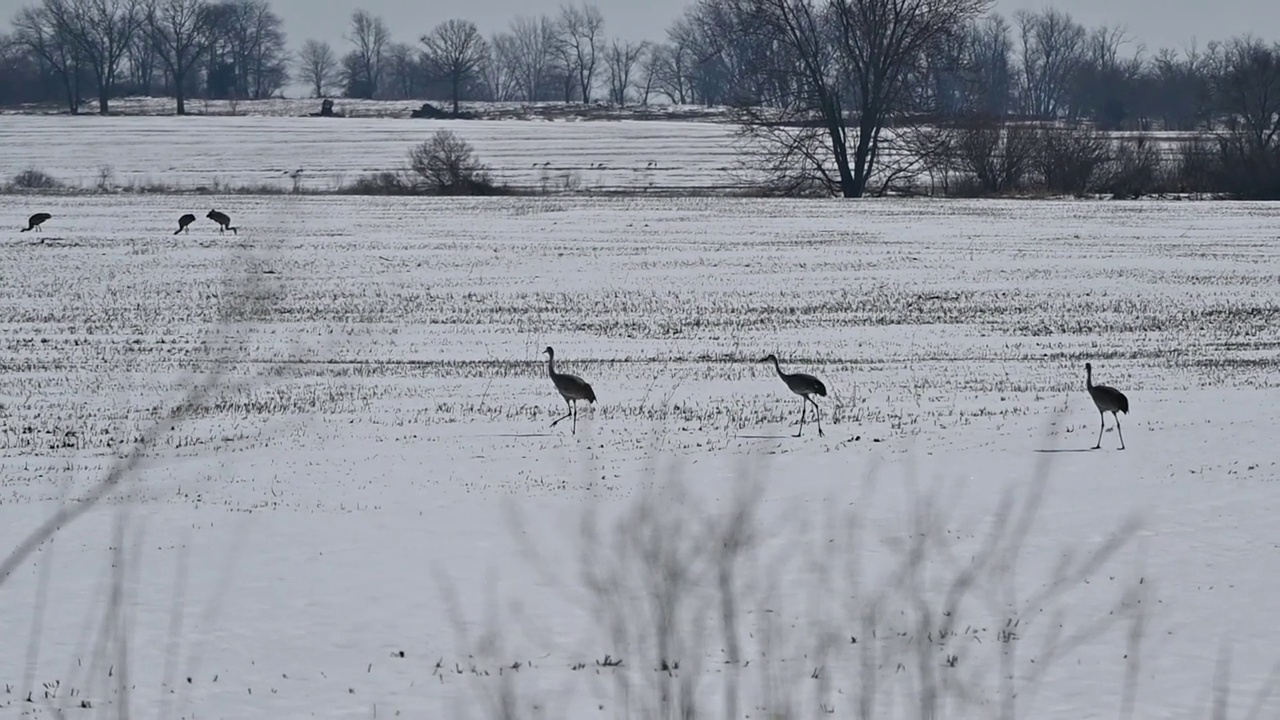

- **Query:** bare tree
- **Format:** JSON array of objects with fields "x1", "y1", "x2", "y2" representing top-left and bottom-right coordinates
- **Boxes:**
[
  {"x1": 1146, "y1": 43, "x2": 1215, "y2": 131},
  {"x1": 642, "y1": 43, "x2": 673, "y2": 103},
  {"x1": 12, "y1": 5, "x2": 82, "y2": 113},
  {"x1": 719, "y1": 0, "x2": 845, "y2": 193},
  {"x1": 963, "y1": 13, "x2": 1014, "y2": 116},
  {"x1": 0, "y1": 32, "x2": 59, "y2": 106},
  {"x1": 655, "y1": 16, "x2": 697, "y2": 104},
  {"x1": 721, "y1": 0, "x2": 988, "y2": 197},
  {"x1": 1062, "y1": 25, "x2": 1145, "y2": 128},
  {"x1": 145, "y1": 0, "x2": 211, "y2": 113},
  {"x1": 484, "y1": 31, "x2": 521, "y2": 101},
  {"x1": 833, "y1": 0, "x2": 992, "y2": 195},
  {"x1": 295, "y1": 38, "x2": 337, "y2": 97},
  {"x1": 550, "y1": 26, "x2": 576, "y2": 101},
  {"x1": 344, "y1": 8, "x2": 388, "y2": 98},
  {"x1": 604, "y1": 38, "x2": 646, "y2": 105},
  {"x1": 125, "y1": 14, "x2": 157, "y2": 93},
  {"x1": 44, "y1": 0, "x2": 143, "y2": 114},
  {"x1": 382, "y1": 41, "x2": 421, "y2": 100},
  {"x1": 1216, "y1": 38, "x2": 1280, "y2": 153},
  {"x1": 1210, "y1": 38, "x2": 1280, "y2": 198},
  {"x1": 633, "y1": 42, "x2": 657, "y2": 104},
  {"x1": 506, "y1": 15, "x2": 558, "y2": 101},
  {"x1": 421, "y1": 18, "x2": 489, "y2": 114},
  {"x1": 214, "y1": 0, "x2": 287, "y2": 99},
  {"x1": 558, "y1": 3, "x2": 604, "y2": 103},
  {"x1": 684, "y1": 1, "x2": 780, "y2": 105},
  {"x1": 1015, "y1": 8, "x2": 1086, "y2": 118}
]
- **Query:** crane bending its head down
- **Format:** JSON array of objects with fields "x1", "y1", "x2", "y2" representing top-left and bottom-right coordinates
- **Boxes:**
[{"x1": 21, "y1": 212, "x2": 51, "y2": 232}]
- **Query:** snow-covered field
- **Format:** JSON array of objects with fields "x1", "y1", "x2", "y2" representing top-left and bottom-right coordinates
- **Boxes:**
[
  {"x1": 2, "y1": 194, "x2": 1279, "y2": 719},
  {"x1": 0, "y1": 112, "x2": 744, "y2": 194}
]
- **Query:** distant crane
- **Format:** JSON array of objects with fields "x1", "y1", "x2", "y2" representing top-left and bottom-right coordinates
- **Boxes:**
[
  {"x1": 1085, "y1": 362, "x2": 1129, "y2": 450},
  {"x1": 207, "y1": 209, "x2": 237, "y2": 234},
  {"x1": 21, "y1": 212, "x2": 51, "y2": 232},
  {"x1": 544, "y1": 346, "x2": 596, "y2": 434},
  {"x1": 175, "y1": 213, "x2": 196, "y2": 235},
  {"x1": 761, "y1": 354, "x2": 827, "y2": 437}
]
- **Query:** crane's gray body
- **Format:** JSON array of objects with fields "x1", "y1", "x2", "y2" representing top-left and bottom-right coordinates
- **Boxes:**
[
  {"x1": 545, "y1": 346, "x2": 595, "y2": 434},
  {"x1": 762, "y1": 354, "x2": 827, "y2": 437},
  {"x1": 1086, "y1": 362, "x2": 1129, "y2": 449}
]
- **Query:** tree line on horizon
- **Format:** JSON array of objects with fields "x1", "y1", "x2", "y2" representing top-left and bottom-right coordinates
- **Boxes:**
[{"x1": 0, "y1": 0, "x2": 1276, "y2": 198}]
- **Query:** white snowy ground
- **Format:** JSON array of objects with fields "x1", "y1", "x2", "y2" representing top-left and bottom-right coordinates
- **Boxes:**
[
  {"x1": 0, "y1": 107, "x2": 1200, "y2": 197},
  {"x1": 0, "y1": 112, "x2": 744, "y2": 194},
  {"x1": 1, "y1": 195, "x2": 1279, "y2": 719}
]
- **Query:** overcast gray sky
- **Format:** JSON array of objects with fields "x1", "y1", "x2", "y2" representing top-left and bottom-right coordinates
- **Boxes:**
[{"x1": 1, "y1": 0, "x2": 1275, "y2": 60}]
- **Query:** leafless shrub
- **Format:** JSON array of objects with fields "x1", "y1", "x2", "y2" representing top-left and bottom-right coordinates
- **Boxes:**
[
  {"x1": 1102, "y1": 135, "x2": 1166, "y2": 199},
  {"x1": 731, "y1": 107, "x2": 839, "y2": 198},
  {"x1": 947, "y1": 119, "x2": 1041, "y2": 195},
  {"x1": 341, "y1": 170, "x2": 413, "y2": 195},
  {"x1": 407, "y1": 130, "x2": 503, "y2": 195},
  {"x1": 1173, "y1": 135, "x2": 1219, "y2": 196},
  {"x1": 10, "y1": 168, "x2": 62, "y2": 190},
  {"x1": 876, "y1": 124, "x2": 954, "y2": 196},
  {"x1": 442, "y1": 429, "x2": 1165, "y2": 720},
  {"x1": 95, "y1": 164, "x2": 115, "y2": 192},
  {"x1": 1038, "y1": 124, "x2": 1113, "y2": 195},
  {"x1": 1212, "y1": 133, "x2": 1280, "y2": 200}
]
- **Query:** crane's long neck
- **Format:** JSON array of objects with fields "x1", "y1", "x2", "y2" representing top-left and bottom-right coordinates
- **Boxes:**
[
  {"x1": 771, "y1": 356, "x2": 784, "y2": 378},
  {"x1": 1086, "y1": 365, "x2": 1093, "y2": 389},
  {"x1": 546, "y1": 352, "x2": 556, "y2": 376}
]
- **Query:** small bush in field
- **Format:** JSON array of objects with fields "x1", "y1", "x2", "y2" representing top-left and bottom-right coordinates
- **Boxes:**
[
  {"x1": 10, "y1": 168, "x2": 62, "y2": 190},
  {"x1": 407, "y1": 131, "x2": 503, "y2": 195},
  {"x1": 342, "y1": 171, "x2": 413, "y2": 195}
]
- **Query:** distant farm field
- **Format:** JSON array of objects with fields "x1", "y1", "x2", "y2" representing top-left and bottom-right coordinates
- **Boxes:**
[
  {"x1": 0, "y1": 111, "x2": 745, "y2": 193},
  {"x1": 0, "y1": 99, "x2": 1210, "y2": 197}
]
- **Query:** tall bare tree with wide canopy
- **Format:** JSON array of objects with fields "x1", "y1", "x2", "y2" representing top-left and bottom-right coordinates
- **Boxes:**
[
  {"x1": 421, "y1": 18, "x2": 489, "y2": 113},
  {"x1": 714, "y1": 0, "x2": 989, "y2": 197},
  {"x1": 144, "y1": 0, "x2": 211, "y2": 114}
]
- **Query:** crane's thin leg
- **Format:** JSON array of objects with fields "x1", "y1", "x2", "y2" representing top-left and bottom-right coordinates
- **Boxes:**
[
  {"x1": 809, "y1": 396, "x2": 824, "y2": 437},
  {"x1": 551, "y1": 398, "x2": 573, "y2": 428},
  {"x1": 1114, "y1": 412, "x2": 1125, "y2": 450},
  {"x1": 571, "y1": 400, "x2": 577, "y2": 435},
  {"x1": 1094, "y1": 411, "x2": 1105, "y2": 450},
  {"x1": 795, "y1": 398, "x2": 807, "y2": 437}
]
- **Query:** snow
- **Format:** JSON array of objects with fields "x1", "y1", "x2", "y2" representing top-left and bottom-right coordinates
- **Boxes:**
[
  {"x1": 1, "y1": 193, "x2": 1279, "y2": 719},
  {"x1": 0, "y1": 104, "x2": 1209, "y2": 197},
  {"x1": 0, "y1": 107, "x2": 744, "y2": 194}
]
